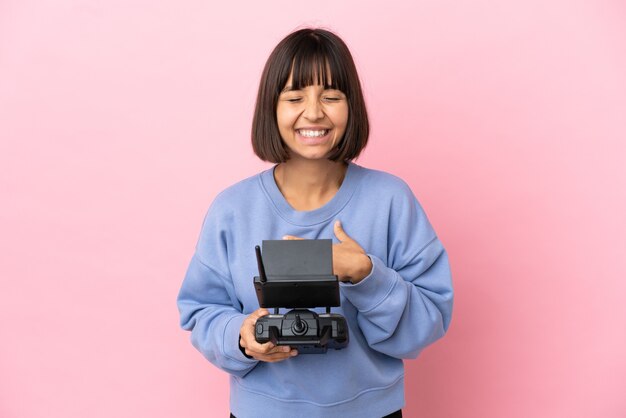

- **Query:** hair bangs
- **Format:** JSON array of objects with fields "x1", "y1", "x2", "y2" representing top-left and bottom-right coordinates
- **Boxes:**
[{"x1": 289, "y1": 42, "x2": 348, "y2": 93}]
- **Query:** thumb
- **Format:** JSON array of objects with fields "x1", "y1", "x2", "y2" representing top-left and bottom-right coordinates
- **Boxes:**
[
  {"x1": 251, "y1": 308, "x2": 269, "y2": 320},
  {"x1": 334, "y1": 220, "x2": 351, "y2": 243},
  {"x1": 283, "y1": 235, "x2": 305, "y2": 240}
]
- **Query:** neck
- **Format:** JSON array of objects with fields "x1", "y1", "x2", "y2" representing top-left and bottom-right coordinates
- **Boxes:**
[{"x1": 274, "y1": 158, "x2": 349, "y2": 211}]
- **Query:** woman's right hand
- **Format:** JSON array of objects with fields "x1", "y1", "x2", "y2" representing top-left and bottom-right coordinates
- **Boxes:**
[{"x1": 239, "y1": 308, "x2": 298, "y2": 362}]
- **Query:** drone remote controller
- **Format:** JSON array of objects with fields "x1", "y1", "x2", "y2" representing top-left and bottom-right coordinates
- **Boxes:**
[{"x1": 252, "y1": 241, "x2": 350, "y2": 354}]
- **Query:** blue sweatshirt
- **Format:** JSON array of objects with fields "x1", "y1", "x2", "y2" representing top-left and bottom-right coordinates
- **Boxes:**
[{"x1": 177, "y1": 162, "x2": 453, "y2": 418}]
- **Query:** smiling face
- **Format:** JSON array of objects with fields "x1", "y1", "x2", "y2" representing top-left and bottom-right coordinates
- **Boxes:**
[
  {"x1": 252, "y1": 29, "x2": 369, "y2": 163},
  {"x1": 276, "y1": 73, "x2": 349, "y2": 162}
]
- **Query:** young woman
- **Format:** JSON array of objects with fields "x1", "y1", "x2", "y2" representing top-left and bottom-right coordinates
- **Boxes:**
[{"x1": 177, "y1": 28, "x2": 454, "y2": 418}]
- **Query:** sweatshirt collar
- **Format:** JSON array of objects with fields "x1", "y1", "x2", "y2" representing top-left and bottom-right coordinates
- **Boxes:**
[{"x1": 259, "y1": 162, "x2": 361, "y2": 226}]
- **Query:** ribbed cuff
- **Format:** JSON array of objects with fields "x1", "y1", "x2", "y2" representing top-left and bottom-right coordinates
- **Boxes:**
[
  {"x1": 223, "y1": 314, "x2": 258, "y2": 364},
  {"x1": 339, "y1": 254, "x2": 397, "y2": 312},
  {"x1": 238, "y1": 335, "x2": 253, "y2": 359}
]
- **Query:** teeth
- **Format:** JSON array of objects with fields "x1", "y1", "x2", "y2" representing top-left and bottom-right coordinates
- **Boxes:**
[{"x1": 298, "y1": 129, "x2": 328, "y2": 138}]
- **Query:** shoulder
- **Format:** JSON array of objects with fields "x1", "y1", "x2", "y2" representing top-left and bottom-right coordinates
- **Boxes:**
[
  {"x1": 206, "y1": 169, "x2": 269, "y2": 216},
  {"x1": 215, "y1": 171, "x2": 263, "y2": 201},
  {"x1": 352, "y1": 164, "x2": 414, "y2": 198}
]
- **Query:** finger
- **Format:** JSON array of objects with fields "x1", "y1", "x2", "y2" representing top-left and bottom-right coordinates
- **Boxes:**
[
  {"x1": 240, "y1": 336, "x2": 272, "y2": 353},
  {"x1": 245, "y1": 344, "x2": 296, "y2": 358},
  {"x1": 247, "y1": 343, "x2": 291, "y2": 355},
  {"x1": 266, "y1": 345, "x2": 294, "y2": 355},
  {"x1": 241, "y1": 334, "x2": 283, "y2": 354},
  {"x1": 253, "y1": 349, "x2": 298, "y2": 362},
  {"x1": 333, "y1": 220, "x2": 351, "y2": 243},
  {"x1": 282, "y1": 235, "x2": 305, "y2": 240},
  {"x1": 257, "y1": 345, "x2": 297, "y2": 356}
]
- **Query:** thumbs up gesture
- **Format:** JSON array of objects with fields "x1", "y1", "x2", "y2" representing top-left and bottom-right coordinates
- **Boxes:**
[{"x1": 283, "y1": 220, "x2": 373, "y2": 284}]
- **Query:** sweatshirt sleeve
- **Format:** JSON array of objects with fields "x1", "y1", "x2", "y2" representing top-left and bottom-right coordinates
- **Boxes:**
[
  {"x1": 339, "y1": 182, "x2": 454, "y2": 359},
  {"x1": 177, "y1": 200, "x2": 258, "y2": 377}
]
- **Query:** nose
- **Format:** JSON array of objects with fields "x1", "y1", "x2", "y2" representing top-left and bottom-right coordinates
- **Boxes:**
[{"x1": 303, "y1": 98, "x2": 324, "y2": 121}]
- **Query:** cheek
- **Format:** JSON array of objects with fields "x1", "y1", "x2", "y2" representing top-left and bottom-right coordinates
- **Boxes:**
[
  {"x1": 276, "y1": 107, "x2": 298, "y2": 128},
  {"x1": 332, "y1": 105, "x2": 349, "y2": 128},
  {"x1": 276, "y1": 112, "x2": 294, "y2": 141}
]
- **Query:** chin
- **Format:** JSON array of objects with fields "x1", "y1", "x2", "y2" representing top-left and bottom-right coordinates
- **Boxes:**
[
  {"x1": 292, "y1": 155, "x2": 329, "y2": 162},
  {"x1": 288, "y1": 147, "x2": 335, "y2": 161}
]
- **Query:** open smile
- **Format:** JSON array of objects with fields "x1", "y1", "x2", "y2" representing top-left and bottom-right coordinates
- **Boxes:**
[
  {"x1": 296, "y1": 129, "x2": 332, "y2": 145},
  {"x1": 296, "y1": 129, "x2": 330, "y2": 137}
]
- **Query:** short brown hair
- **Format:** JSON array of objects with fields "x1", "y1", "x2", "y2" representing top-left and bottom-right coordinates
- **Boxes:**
[{"x1": 252, "y1": 28, "x2": 369, "y2": 163}]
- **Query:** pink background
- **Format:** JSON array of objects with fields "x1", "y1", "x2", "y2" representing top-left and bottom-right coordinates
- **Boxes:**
[{"x1": 1, "y1": 1, "x2": 625, "y2": 417}]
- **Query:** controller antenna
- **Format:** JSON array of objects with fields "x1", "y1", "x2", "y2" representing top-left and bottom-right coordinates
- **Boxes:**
[{"x1": 255, "y1": 245, "x2": 267, "y2": 283}]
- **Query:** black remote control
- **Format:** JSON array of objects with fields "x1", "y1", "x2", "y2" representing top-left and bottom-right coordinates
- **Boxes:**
[{"x1": 252, "y1": 241, "x2": 350, "y2": 354}]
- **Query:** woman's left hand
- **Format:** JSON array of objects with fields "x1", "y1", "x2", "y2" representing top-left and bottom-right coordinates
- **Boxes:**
[{"x1": 283, "y1": 220, "x2": 372, "y2": 284}]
